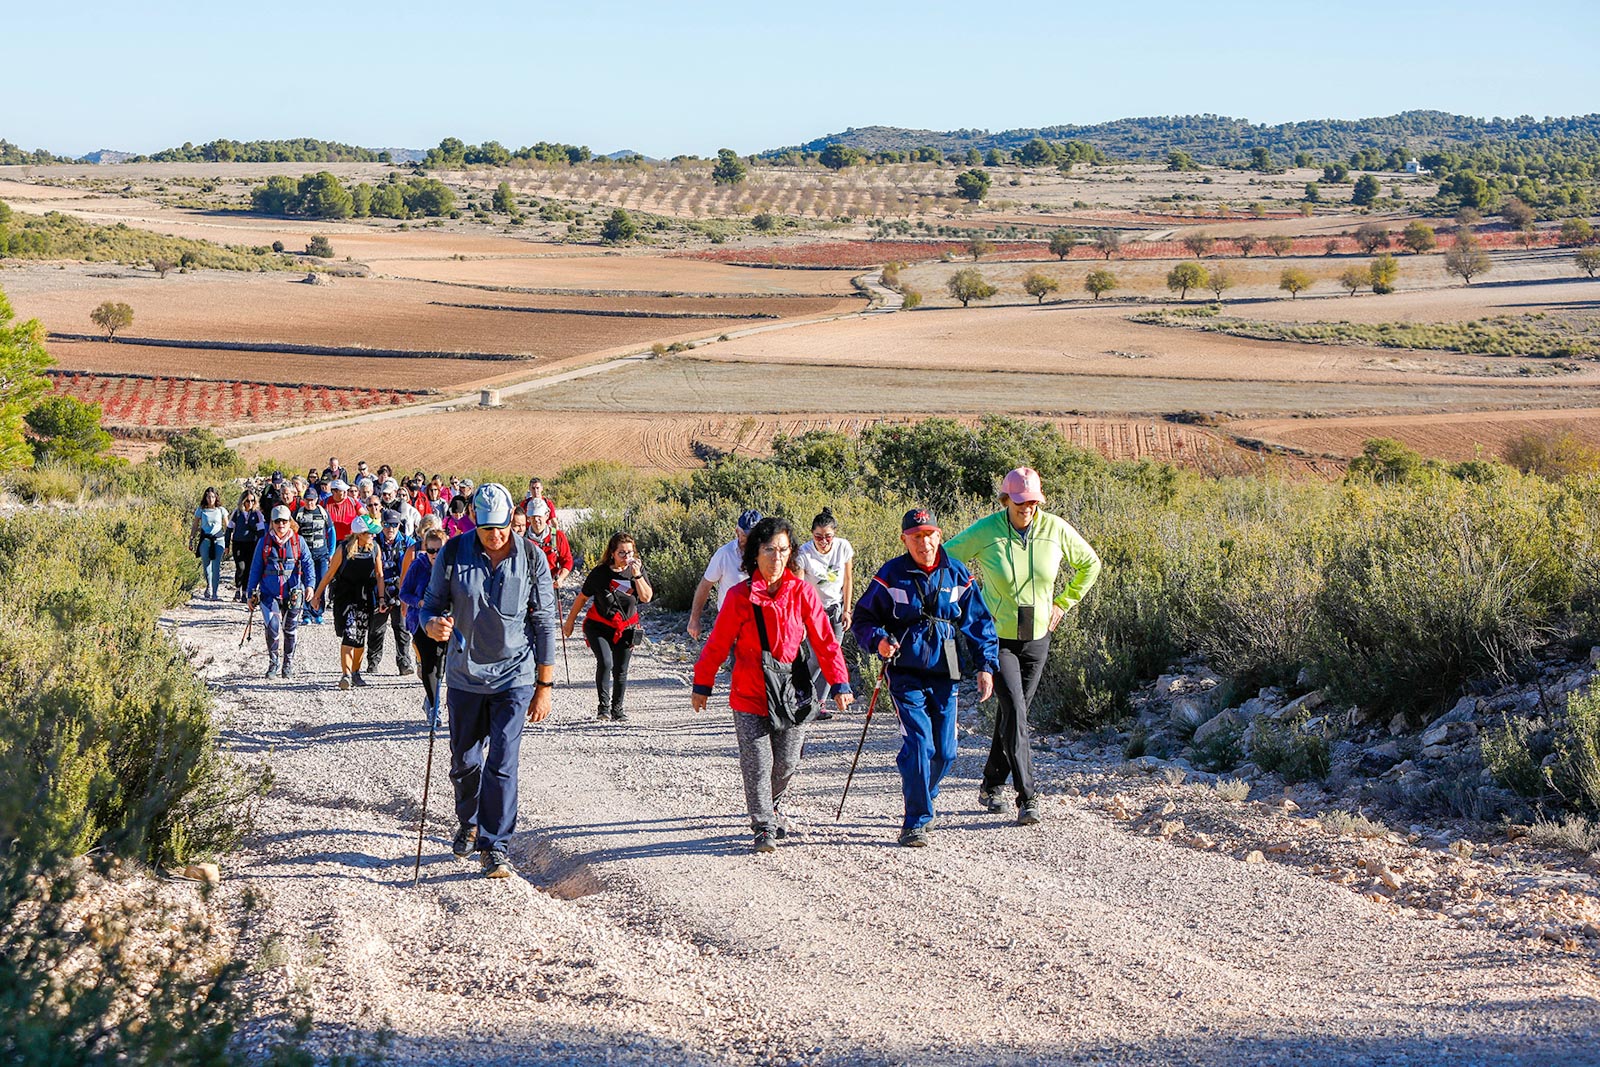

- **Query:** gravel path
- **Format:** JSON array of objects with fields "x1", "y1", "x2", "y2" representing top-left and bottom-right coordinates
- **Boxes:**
[{"x1": 176, "y1": 597, "x2": 1600, "y2": 1066}]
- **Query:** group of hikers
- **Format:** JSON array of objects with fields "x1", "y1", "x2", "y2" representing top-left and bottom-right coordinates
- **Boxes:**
[{"x1": 193, "y1": 457, "x2": 1101, "y2": 876}]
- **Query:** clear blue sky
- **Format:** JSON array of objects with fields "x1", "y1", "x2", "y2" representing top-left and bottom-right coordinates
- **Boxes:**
[{"x1": 5, "y1": 0, "x2": 1596, "y2": 158}]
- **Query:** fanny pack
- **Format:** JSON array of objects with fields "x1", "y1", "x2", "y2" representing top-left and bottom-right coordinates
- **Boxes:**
[{"x1": 752, "y1": 596, "x2": 809, "y2": 730}]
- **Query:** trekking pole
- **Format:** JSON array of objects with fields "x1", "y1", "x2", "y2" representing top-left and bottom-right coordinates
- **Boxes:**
[
  {"x1": 413, "y1": 711, "x2": 439, "y2": 887},
  {"x1": 835, "y1": 649, "x2": 897, "y2": 821},
  {"x1": 559, "y1": 585, "x2": 571, "y2": 685},
  {"x1": 238, "y1": 601, "x2": 255, "y2": 649}
]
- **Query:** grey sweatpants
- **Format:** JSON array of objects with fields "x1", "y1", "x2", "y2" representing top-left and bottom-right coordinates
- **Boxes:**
[{"x1": 733, "y1": 711, "x2": 806, "y2": 834}]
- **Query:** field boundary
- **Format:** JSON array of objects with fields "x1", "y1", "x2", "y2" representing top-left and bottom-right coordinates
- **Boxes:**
[
  {"x1": 381, "y1": 275, "x2": 859, "y2": 300},
  {"x1": 46, "y1": 333, "x2": 532, "y2": 362},
  {"x1": 428, "y1": 301, "x2": 780, "y2": 321},
  {"x1": 46, "y1": 367, "x2": 441, "y2": 394}
]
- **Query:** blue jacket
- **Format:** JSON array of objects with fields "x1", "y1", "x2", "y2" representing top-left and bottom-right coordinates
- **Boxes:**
[
  {"x1": 246, "y1": 532, "x2": 314, "y2": 602},
  {"x1": 398, "y1": 549, "x2": 433, "y2": 635},
  {"x1": 420, "y1": 531, "x2": 558, "y2": 694},
  {"x1": 375, "y1": 529, "x2": 413, "y2": 599},
  {"x1": 851, "y1": 550, "x2": 999, "y2": 682}
]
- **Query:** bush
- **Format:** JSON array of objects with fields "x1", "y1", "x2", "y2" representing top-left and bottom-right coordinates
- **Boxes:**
[
  {"x1": 156, "y1": 428, "x2": 243, "y2": 474},
  {"x1": 1483, "y1": 714, "x2": 1548, "y2": 798},
  {"x1": 1550, "y1": 686, "x2": 1600, "y2": 814},
  {"x1": 304, "y1": 235, "x2": 334, "y2": 258},
  {"x1": 1249, "y1": 718, "x2": 1331, "y2": 782}
]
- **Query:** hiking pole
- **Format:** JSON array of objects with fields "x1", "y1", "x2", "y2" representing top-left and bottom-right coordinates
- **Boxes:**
[
  {"x1": 559, "y1": 585, "x2": 571, "y2": 685},
  {"x1": 238, "y1": 601, "x2": 255, "y2": 649},
  {"x1": 413, "y1": 711, "x2": 439, "y2": 887},
  {"x1": 836, "y1": 650, "x2": 897, "y2": 821}
]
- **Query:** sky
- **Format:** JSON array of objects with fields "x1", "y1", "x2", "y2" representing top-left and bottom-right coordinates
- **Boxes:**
[{"x1": 4, "y1": 0, "x2": 1597, "y2": 158}]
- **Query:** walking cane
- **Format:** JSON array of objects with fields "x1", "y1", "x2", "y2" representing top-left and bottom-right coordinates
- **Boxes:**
[
  {"x1": 238, "y1": 601, "x2": 255, "y2": 649},
  {"x1": 835, "y1": 648, "x2": 898, "y2": 821},
  {"x1": 558, "y1": 584, "x2": 571, "y2": 685},
  {"x1": 413, "y1": 710, "x2": 439, "y2": 887}
]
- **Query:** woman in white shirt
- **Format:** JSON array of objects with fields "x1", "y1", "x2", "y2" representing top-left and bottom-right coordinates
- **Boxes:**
[
  {"x1": 189, "y1": 486, "x2": 230, "y2": 601},
  {"x1": 796, "y1": 507, "x2": 854, "y2": 721}
]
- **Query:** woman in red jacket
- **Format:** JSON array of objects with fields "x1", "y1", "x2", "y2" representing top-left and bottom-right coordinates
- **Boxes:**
[{"x1": 692, "y1": 516, "x2": 854, "y2": 853}]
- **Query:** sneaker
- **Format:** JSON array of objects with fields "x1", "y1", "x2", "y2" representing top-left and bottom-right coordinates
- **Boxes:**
[
  {"x1": 596, "y1": 707, "x2": 610, "y2": 721},
  {"x1": 338, "y1": 672, "x2": 352, "y2": 690},
  {"x1": 752, "y1": 829, "x2": 777, "y2": 854},
  {"x1": 350, "y1": 671, "x2": 369, "y2": 687},
  {"x1": 814, "y1": 710, "x2": 835, "y2": 722},
  {"x1": 451, "y1": 825, "x2": 478, "y2": 857},
  {"x1": 610, "y1": 707, "x2": 629, "y2": 722},
  {"x1": 1016, "y1": 799, "x2": 1042, "y2": 826},
  {"x1": 280, "y1": 655, "x2": 295, "y2": 678},
  {"x1": 482, "y1": 849, "x2": 514, "y2": 879},
  {"x1": 898, "y1": 827, "x2": 930, "y2": 848},
  {"x1": 397, "y1": 665, "x2": 414, "y2": 677},
  {"x1": 264, "y1": 654, "x2": 280, "y2": 678},
  {"x1": 978, "y1": 785, "x2": 1012, "y2": 814}
]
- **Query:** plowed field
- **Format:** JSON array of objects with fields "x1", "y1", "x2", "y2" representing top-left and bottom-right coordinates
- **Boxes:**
[
  {"x1": 50, "y1": 371, "x2": 429, "y2": 432},
  {"x1": 365, "y1": 254, "x2": 860, "y2": 295},
  {"x1": 1230, "y1": 408, "x2": 1600, "y2": 461},
  {"x1": 246, "y1": 410, "x2": 1335, "y2": 478}
]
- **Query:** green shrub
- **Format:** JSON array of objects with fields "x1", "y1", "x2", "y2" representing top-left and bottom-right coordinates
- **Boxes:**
[
  {"x1": 1191, "y1": 719, "x2": 1244, "y2": 772},
  {"x1": 1482, "y1": 714, "x2": 1546, "y2": 797},
  {"x1": 156, "y1": 428, "x2": 243, "y2": 474},
  {"x1": 1550, "y1": 687, "x2": 1600, "y2": 814},
  {"x1": 5, "y1": 461, "x2": 88, "y2": 503},
  {"x1": 1249, "y1": 718, "x2": 1331, "y2": 782}
]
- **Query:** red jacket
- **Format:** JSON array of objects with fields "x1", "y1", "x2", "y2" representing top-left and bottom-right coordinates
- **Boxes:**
[
  {"x1": 529, "y1": 528, "x2": 574, "y2": 578},
  {"x1": 693, "y1": 572, "x2": 850, "y2": 717}
]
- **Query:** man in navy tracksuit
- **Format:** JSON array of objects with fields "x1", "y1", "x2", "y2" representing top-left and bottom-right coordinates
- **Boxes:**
[{"x1": 852, "y1": 507, "x2": 998, "y2": 848}]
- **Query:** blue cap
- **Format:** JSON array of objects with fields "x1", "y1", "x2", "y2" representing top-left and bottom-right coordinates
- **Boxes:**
[
  {"x1": 737, "y1": 509, "x2": 763, "y2": 533},
  {"x1": 474, "y1": 483, "x2": 514, "y2": 529}
]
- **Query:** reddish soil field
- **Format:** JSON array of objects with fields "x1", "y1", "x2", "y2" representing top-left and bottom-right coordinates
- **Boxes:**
[
  {"x1": 44, "y1": 339, "x2": 516, "y2": 390},
  {"x1": 246, "y1": 410, "x2": 1335, "y2": 478},
  {"x1": 1229, "y1": 408, "x2": 1600, "y2": 462},
  {"x1": 7, "y1": 272, "x2": 797, "y2": 359},
  {"x1": 365, "y1": 254, "x2": 859, "y2": 295},
  {"x1": 49, "y1": 371, "x2": 429, "y2": 432}
]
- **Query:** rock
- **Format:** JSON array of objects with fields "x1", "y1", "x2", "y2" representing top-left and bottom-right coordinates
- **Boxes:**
[
  {"x1": 1364, "y1": 740, "x2": 1402, "y2": 762},
  {"x1": 1590, "y1": 646, "x2": 1600, "y2": 667},
  {"x1": 1420, "y1": 719, "x2": 1477, "y2": 748},
  {"x1": 1194, "y1": 709, "x2": 1244, "y2": 747},
  {"x1": 1428, "y1": 696, "x2": 1479, "y2": 731},
  {"x1": 183, "y1": 862, "x2": 220, "y2": 886},
  {"x1": 1263, "y1": 841, "x2": 1295, "y2": 854},
  {"x1": 1169, "y1": 698, "x2": 1206, "y2": 730},
  {"x1": 1388, "y1": 713, "x2": 1409, "y2": 736},
  {"x1": 1245, "y1": 850, "x2": 1266, "y2": 864},
  {"x1": 1155, "y1": 673, "x2": 1184, "y2": 695},
  {"x1": 1158, "y1": 820, "x2": 1185, "y2": 838},
  {"x1": 1267, "y1": 689, "x2": 1327, "y2": 722},
  {"x1": 1419, "y1": 744, "x2": 1457, "y2": 761}
]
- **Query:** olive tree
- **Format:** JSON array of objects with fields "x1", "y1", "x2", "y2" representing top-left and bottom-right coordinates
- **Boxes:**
[
  {"x1": 90, "y1": 300, "x2": 133, "y2": 340},
  {"x1": 1022, "y1": 271, "x2": 1061, "y2": 304},
  {"x1": 1444, "y1": 230, "x2": 1491, "y2": 284},
  {"x1": 1048, "y1": 230, "x2": 1078, "y2": 260},
  {"x1": 1278, "y1": 268, "x2": 1313, "y2": 298},
  {"x1": 946, "y1": 268, "x2": 997, "y2": 308},
  {"x1": 1165, "y1": 262, "x2": 1207, "y2": 300},
  {"x1": 1083, "y1": 269, "x2": 1118, "y2": 300}
]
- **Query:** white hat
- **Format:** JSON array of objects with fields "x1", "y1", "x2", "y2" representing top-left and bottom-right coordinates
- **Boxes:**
[
  {"x1": 270, "y1": 505, "x2": 293, "y2": 522},
  {"x1": 474, "y1": 483, "x2": 513, "y2": 529},
  {"x1": 380, "y1": 478, "x2": 399, "y2": 494},
  {"x1": 329, "y1": 479, "x2": 349, "y2": 491},
  {"x1": 527, "y1": 498, "x2": 551, "y2": 520}
]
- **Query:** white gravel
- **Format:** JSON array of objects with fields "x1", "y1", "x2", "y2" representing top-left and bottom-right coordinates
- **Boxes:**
[{"x1": 175, "y1": 596, "x2": 1600, "y2": 1066}]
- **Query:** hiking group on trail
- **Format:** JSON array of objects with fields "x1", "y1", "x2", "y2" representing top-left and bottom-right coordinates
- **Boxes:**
[{"x1": 195, "y1": 459, "x2": 1100, "y2": 875}]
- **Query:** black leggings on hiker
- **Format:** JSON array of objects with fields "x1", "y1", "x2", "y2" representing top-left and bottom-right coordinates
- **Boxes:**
[
  {"x1": 984, "y1": 635, "x2": 1050, "y2": 803},
  {"x1": 583, "y1": 620, "x2": 633, "y2": 717},
  {"x1": 413, "y1": 632, "x2": 447, "y2": 714}
]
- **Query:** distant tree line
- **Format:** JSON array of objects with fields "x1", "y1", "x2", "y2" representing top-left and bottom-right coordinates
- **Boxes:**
[
  {"x1": 145, "y1": 138, "x2": 391, "y2": 163},
  {"x1": 0, "y1": 139, "x2": 70, "y2": 165},
  {"x1": 249, "y1": 172, "x2": 456, "y2": 219},
  {"x1": 422, "y1": 138, "x2": 593, "y2": 168}
]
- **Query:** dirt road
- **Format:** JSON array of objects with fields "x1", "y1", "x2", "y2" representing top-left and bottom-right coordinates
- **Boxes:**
[{"x1": 178, "y1": 598, "x2": 1600, "y2": 1065}]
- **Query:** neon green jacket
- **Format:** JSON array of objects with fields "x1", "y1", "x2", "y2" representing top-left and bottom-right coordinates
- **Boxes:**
[{"x1": 943, "y1": 510, "x2": 1102, "y2": 642}]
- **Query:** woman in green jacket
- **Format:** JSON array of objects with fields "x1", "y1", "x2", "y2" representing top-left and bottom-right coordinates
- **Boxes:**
[{"x1": 943, "y1": 467, "x2": 1101, "y2": 825}]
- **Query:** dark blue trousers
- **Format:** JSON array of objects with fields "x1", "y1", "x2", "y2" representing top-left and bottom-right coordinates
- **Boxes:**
[
  {"x1": 890, "y1": 673, "x2": 959, "y2": 832},
  {"x1": 447, "y1": 685, "x2": 533, "y2": 852}
]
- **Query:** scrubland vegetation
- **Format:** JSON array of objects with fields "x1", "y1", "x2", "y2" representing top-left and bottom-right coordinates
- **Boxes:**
[{"x1": 0, "y1": 205, "x2": 298, "y2": 271}]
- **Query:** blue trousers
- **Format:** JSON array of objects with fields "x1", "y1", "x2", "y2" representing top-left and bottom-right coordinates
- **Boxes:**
[
  {"x1": 447, "y1": 685, "x2": 533, "y2": 852},
  {"x1": 198, "y1": 538, "x2": 226, "y2": 597},
  {"x1": 890, "y1": 673, "x2": 959, "y2": 832},
  {"x1": 259, "y1": 595, "x2": 300, "y2": 656}
]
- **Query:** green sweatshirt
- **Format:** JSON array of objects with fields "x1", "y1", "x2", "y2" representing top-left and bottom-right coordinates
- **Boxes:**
[{"x1": 943, "y1": 510, "x2": 1102, "y2": 642}]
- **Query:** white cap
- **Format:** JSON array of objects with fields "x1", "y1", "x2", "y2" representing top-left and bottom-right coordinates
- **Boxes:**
[
  {"x1": 474, "y1": 483, "x2": 513, "y2": 529},
  {"x1": 270, "y1": 505, "x2": 293, "y2": 522},
  {"x1": 329, "y1": 479, "x2": 349, "y2": 491},
  {"x1": 527, "y1": 498, "x2": 551, "y2": 520},
  {"x1": 380, "y1": 478, "x2": 399, "y2": 494}
]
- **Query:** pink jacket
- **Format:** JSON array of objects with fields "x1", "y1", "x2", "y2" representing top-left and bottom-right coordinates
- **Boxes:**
[{"x1": 693, "y1": 572, "x2": 850, "y2": 716}]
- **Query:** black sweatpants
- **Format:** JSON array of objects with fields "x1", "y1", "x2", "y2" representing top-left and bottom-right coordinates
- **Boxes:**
[
  {"x1": 984, "y1": 635, "x2": 1051, "y2": 802},
  {"x1": 583, "y1": 620, "x2": 634, "y2": 716},
  {"x1": 413, "y1": 631, "x2": 447, "y2": 714},
  {"x1": 367, "y1": 603, "x2": 413, "y2": 671}
]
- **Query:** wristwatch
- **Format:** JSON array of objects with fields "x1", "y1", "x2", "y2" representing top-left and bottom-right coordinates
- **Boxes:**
[{"x1": 535, "y1": 680, "x2": 556, "y2": 688}]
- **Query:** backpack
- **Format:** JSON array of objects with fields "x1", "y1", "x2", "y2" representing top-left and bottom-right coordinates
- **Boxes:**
[{"x1": 258, "y1": 533, "x2": 304, "y2": 586}]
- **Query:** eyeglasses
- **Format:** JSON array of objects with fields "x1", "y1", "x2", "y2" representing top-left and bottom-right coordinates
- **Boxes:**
[
  {"x1": 813, "y1": 532, "x2": 835, "y2": 543},
  {"x1": 272, "y1": 519, "x2": 291, "y2": 525},
  {"x1": 425, "y1": 547, "x2": 440, "y2": 555}
]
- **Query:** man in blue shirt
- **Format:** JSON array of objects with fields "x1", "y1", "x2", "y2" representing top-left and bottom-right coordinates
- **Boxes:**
[
  {"x1": 420, "y1": 484, "x2": 558, "y2": 879},
  {"x1": 852, "y1": 507, "x2": 998, "y2": 848}
]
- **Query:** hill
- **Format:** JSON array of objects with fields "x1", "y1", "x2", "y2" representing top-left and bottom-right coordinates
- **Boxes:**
[{"x1": 778, "y1": 111, "x2": 1600, "y2": 163}]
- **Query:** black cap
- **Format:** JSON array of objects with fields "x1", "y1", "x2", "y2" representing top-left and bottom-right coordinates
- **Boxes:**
[
  {"x1": 381, "y1": 509, "x2": 402, "y2": 527},
  {"x1": 901, "y1": 507, "x2": 938, "y2": 533}
]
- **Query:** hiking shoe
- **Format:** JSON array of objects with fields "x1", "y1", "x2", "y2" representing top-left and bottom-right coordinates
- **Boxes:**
[
  {"x1": 814, "y1": 710, "x2": 835, "y2": 722},
  {"x1": 1016, "y1": 799, "x2": 1042, "y2": 826},
  {"x1": 264, "y1": 654, "x2": 280, "y2": 678},
  {"x1": 350, "y1": 671, "x2": 369, "y2": 688},
  {"x1": 752, "y1": 829, "x2": 777, "y2": 854},
  {"x1": 482, "y1": 849, "x2": 514, "y2": 879},
  {"x1": 397, "y1": 665, "x2": 414, "y2": 677},
  {"x1": 610, "y1": 707, "x2": 629, "y2": 722},
  {"x1": 280, "y1": 656, "x2": 295, "y2": 678},
  {"x1": 338, "y1": 672, "x2": 352, "y2": 690},
  {"x1": 451, "y1": 825, "x2": 478, "y2": 858},
  {"x1": 978, "y1": 785, "x2": 1012, "y2": 814},
  {"x1": 596, "y1": 707, "x2": 610, "y2": 721},
  {"x1": 898, "y1": 827, "x2": 930, "y2": 848}
]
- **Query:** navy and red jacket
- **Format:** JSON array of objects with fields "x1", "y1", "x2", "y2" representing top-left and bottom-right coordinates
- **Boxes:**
[
  {"x1": 693, "y1": 572, "x2": 851, "y2": 717},
  {"x1": 851, "y1": 550, "x2": 999, "y2": 681}
]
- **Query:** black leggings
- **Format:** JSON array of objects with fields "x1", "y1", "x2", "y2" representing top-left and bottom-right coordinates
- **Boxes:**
[
  {"x1": 413, "y1": 632, "x2": 447, "y2": 712},
  {"x1": 984, "y1": 635, "x2": 1051, "y2": 802},
  {"x1": 583, "y1": 620, "x2": 634, "y2": 715},
  {"x1": 232, "y1": 542, "x2": 258, "y2": 590}
]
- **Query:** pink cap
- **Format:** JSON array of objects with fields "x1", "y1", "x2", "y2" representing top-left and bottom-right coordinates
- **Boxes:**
[{"x1": 1001, "y1": 467, "x2": 1045, "y2": 504}]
